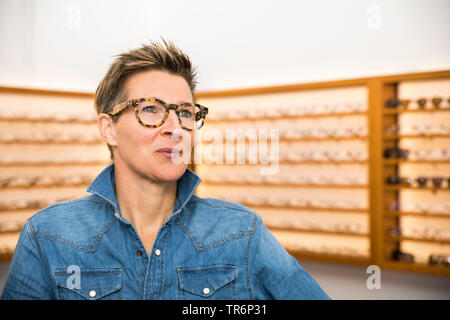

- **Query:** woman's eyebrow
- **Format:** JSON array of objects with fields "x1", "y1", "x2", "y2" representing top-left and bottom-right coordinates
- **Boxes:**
[{"x1": 151, "y1": 96, "x2": 192, "y2": 104}]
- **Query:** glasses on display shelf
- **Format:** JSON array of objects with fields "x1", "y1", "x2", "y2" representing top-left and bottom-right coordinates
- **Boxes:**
[
  {"x1": 391, "y1": 249, "x2": 415, "y2": 263},
  {"x1": 0, "y1": 177, "x2": 12, "y2": 187},
  {"x1": 388, "y1": 200, "x2": 400, "y2": 212},
  {"x1": 431, "y1": 177, "x2": 444, "y2": 188},
  {"x1": 0, "y1": 220, "x2": 24, "y2": 233},
  {"x1": 108, "y1": 97, "x2": 208, "y2": 131},
  {"x1": 411, "y1": 124, "x2": 450, "y2": 135},
  {"x1": 217, "y1": 102, "x2": 367, "y2": 119},
  {"x1": 416, "y1": 202, "x2": 429, "y2": 213},
  {"x1": 0, "y1": 174, "x2": 95, "y2": 188},
  {"x1": 0, "y1": 199, "x2": 40, "y2": 210},
  {"x1": 266, "y1": 196, "x2": 289, "y2": 207},
  {"x1": 428, "y1": 255, "x2": 450, "y2": 267},
  {"x1": 387, "y1": 226, "x2": 402, "y2": 237},
  {"x1": 411, "y1": 148, "x2": 450, "y2": 160},
  {"x1": 386, "y1": 175, "x2": 402, "y2": 185},
  {"x1": 385, "y1": 99, "x2": 410, "y2": 109},
  {"x1": 416, "y1": 176, "x2": 428, "y2": 187},
  {"x1": 417, "y1": 98, "x2": 427, "y2": 109},
  {"x1": 388, "y1": 201, "x2": 450, "y2": 215},
  {"x1": 414, "y1": 97, "x2": 449, "y2": 110},
  {"x1": 384, "y1": 124, "x2": 400, "y2": 135},
  {"x1": 431, "y1": 97, "x2": 443, "y2": 109},
  {"x1": 410, "y1": 227, "x2": 450, "y2": 241},
  {"x1": 385, "y1": 96, "x2": 449, "y2": 110},
  {"x1": 385, "y1": 175, "x2": 415, "y2": 186},
  {"x1": 384, "y1": 147, "x2": 410, "y2": 159},
  {"x1": 386, "y1": 175, "x2": 450, "y2": 188},
  {"x1": 0, "y1": 110, "x2": 98, "y2": 122}
]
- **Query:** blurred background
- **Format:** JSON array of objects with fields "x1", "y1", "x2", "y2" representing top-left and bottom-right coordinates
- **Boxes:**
[{"x1": 0, "y1": 0, "x2": 449, "y2": 299}]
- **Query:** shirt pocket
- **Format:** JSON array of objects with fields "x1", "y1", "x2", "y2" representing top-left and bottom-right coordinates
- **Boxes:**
[
  {"x1": 54, "y1": 268, "x2": 122, "y2": 300},
  {"x1": 176, "y1": 265, "x2": 237, "y2": 300}
]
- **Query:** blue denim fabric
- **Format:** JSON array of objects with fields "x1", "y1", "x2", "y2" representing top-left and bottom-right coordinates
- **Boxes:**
[{"x1": 1, "y1": 164, "x2": 330, "y2": 300}]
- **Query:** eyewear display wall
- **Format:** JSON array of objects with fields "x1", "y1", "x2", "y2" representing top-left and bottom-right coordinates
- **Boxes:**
[{"x1": 0, "y1": 71, "x2": 449, "y2": 275}]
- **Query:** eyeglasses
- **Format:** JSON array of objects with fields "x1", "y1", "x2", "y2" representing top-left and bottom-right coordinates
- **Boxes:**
[
  {"x1": 385, "y1": 96, "x2": 449, "y2": 110},
  {"x1": 429, "y1": 254, "x2": 450, "y2": 266},
  {"x1": 108, "y1": 97, "x2": 208, "y2": 131},
  {"x1": 384, "y1": 147, "x2": 409, "y2": 159},
  {"x1": 391, "y1": 249, "x2": 414, "y2": 263}
]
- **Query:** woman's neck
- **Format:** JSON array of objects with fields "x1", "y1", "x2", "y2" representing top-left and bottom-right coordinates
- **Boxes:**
[{"x1": 113, "y1": 162, "x2": 177, "y2": 236}]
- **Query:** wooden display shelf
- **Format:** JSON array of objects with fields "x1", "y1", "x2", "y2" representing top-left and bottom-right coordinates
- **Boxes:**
[
  {"x1": 0, "y1": 139, "x2": 103, "y2": 145},
  {"x1": 374, "y1": 70, "x2": 450, "y2": 277},
  {"x1": 383, "y1": 159, "x2": 450, "y2": 165},
  {"x1": 197, "y1": 69, "x2": 450, "y2": 276},
  {"x1": 246, "y1": 204, "x2": 368, "y2": 214},
  {"x1": 384, "y1": 134, "x2": 450, "y2": 140},
  {"x1": 268, "y1": 225, "x2": 368, "y2": 238},
  {"x1": 1, "y1": 71, "x2": 449, "y2": 278},
  {"x1": 280, "y1": 136, "x2": 368, "y2": 142},
  {"x1": 0, "y1": 182, "x2": 91, "y2": 190},
  {"x1": 385, "y1": 211, "x2": 450, "y2": 218},
  {"x1": 0, "y1": 251, "x2": 13, "y2": 261},
  {"x1": 204, "y1": 181, "x2": 368, "y2": 189},
  {"x1": 200, "y1": 135, "x2": 369, "y2": 143},
  {"x1": 386, "y1": 235, "x2": 450, "y2": 245},
  {"x1": 384, "y1": 185, "x2": 450, "y2": 192},
  {"x1": 0, "y1": 161, "x2": 111, "y2": 167},
  {"x1": 381, "y1": 261, "x2": 450, "y2": 276},
  {"x1": 201, "y1": 159, "x2": 368, "y2": 165},
  {"x1": 279, "y1": 160, "x2": 368, "y2": 165},
  {"x1": 383, "y1": 108, "x2": 450, "y2": 115},
  {"x1": 207, "y1": 111, "x2": 368, "y2": 122},
  {"x1": 0, "y1": 116, "x2": 97, "y2": 124},
  {"x1": 288, "y1": 249, "x2": 370, "y2": 267}
]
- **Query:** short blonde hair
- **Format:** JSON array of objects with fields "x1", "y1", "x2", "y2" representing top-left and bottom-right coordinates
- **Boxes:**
[{"x1": 94, "y1": 38, "x2": 198, "y2": 158}]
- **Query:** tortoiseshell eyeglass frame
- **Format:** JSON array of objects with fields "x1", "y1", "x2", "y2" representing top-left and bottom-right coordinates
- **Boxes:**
[{"x1": 107, "y1": 97, "x2": 208, "y2": 131}]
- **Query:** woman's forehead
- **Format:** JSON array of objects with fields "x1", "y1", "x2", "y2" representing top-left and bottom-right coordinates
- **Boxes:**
[{"x1": 124, "y1": 70, "x2": 193, "y2": 104}]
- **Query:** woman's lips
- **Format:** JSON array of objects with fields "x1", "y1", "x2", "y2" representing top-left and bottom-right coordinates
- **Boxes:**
[{"x1": 155, "y1": 148, "x2": 183, "y2": 159}]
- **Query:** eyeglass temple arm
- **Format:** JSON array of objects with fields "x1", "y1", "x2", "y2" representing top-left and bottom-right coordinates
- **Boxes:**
[{"x1": 108, "y1": 101, "x2": 130, "y2": 116}]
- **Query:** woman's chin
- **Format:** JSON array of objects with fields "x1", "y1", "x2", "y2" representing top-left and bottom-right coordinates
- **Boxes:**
[{"x1": 151, "y1": 165, "x2": 187, "y2": 182}]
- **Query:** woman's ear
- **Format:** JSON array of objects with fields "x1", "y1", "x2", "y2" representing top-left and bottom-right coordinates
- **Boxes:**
[{"x1": 97, "y1": 113, "x2": 118, "y2": 147}]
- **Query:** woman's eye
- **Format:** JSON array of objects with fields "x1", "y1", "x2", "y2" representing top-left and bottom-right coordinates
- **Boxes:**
[
  {"x1": 179, "y1": 109, "x2": 193, "y2": 118},
  {"x1": 142, "y1": 106, "x2": 157, "y2": 113}
]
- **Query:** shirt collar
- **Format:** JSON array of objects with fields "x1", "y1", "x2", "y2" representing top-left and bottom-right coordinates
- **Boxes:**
[{"x1": 87, "y1": 163, "x2": 202, "y2": 216}]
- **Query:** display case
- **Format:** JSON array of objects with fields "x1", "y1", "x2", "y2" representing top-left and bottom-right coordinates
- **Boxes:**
[
  {"x1": 194, "y1": 70, "x2": 450, "y2": 275},
  {"x1": 0, "y1": 71, "x2": 449, "y2": 277},
  {"x1": 372, "y1": 72, "x2": 450, "y2": 276}
]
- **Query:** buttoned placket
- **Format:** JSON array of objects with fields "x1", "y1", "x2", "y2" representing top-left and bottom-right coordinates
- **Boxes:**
[
  {"x1": 116, "y1": 210, "x2": 174, "y2": 300},
  {"x1": 143, "y1": 220, "x2": 172, "y2": 300},
  {"x1": 115, "y1": 211, "x2": 149, "y2": 296}
]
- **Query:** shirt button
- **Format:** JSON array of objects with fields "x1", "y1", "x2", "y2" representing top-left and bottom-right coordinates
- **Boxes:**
[
  {"x1": 137, "y1": 249, "x2": 143, "y2": 256},
  {"x1": 203, "y1": 287, "x2": 210, "y2": 295},
  {"x1": 89, "y1": 290, "x2": 96, "y2": 298},
  {"x1": 155, "y1": 249, "x2": 161, "y2": 256}
]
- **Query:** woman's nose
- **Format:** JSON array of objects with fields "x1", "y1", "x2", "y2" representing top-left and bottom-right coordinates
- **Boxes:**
[{"x1": 161, "y1": 110, "x2": 182, "y2": 136}]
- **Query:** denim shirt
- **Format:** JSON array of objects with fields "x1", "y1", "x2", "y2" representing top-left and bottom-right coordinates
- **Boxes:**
[{"x1": 1, "y1": 164, "x2": 330, "y2": 300}]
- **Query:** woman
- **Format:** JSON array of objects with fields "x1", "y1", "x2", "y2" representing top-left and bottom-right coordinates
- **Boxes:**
[{"x1": 1, "y1": 39, "x2": 329, "y2": 300}]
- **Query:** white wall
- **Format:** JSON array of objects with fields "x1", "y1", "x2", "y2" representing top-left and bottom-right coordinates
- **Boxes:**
[
  {"x1": 1, "y1": 0, "x2": 449, "y2": 92},
  {"x1": 0, "y1": 0, "x2": 449, "y2": 299}
]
